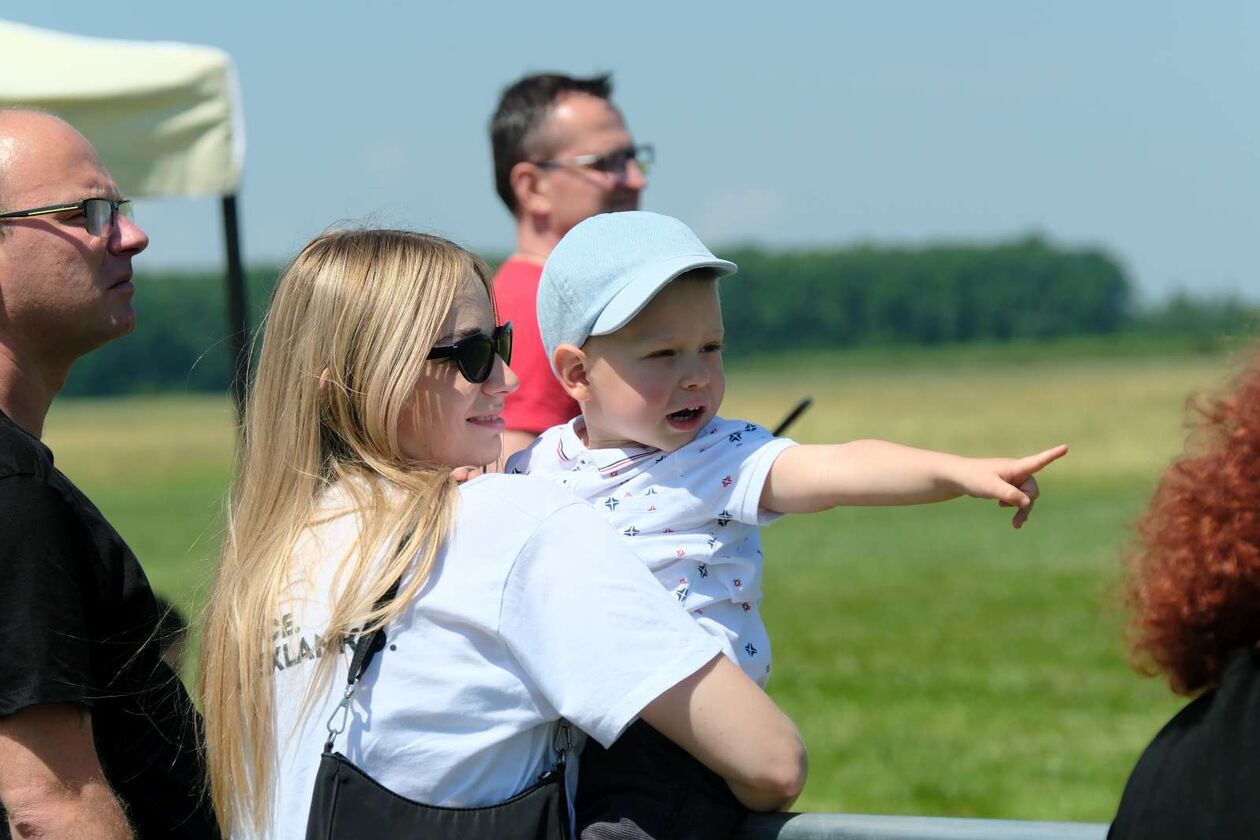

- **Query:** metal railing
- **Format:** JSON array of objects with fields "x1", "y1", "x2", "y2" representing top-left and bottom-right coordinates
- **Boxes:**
[{"x1": 734, "y1": 812, "x2": 1108, "y2": 839}]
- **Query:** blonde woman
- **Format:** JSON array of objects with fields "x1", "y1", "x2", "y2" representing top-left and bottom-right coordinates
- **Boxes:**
[{"x1": 199, "y1": 230, "x2": 806, "y2": 839}]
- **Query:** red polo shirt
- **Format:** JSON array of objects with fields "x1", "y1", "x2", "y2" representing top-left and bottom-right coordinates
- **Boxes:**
[{"x1": 492, "y1": 257, "x2": 580, "y2": 434}]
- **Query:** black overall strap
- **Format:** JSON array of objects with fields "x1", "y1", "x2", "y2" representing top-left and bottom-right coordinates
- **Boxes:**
[
  {"x1": 322, "y1": 576, "x2": 572, "y2": 773},
  {"x1": 346, "y1": 577, "x2": 402, "y2": 686},
  {"x1": 323, "y1": 577, "x2": 402, "y2": 752}
]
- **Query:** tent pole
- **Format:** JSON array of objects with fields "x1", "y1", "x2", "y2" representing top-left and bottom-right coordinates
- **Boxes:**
[{"x1": 221, "y1": 194, "x2": 248, "y2": 421}]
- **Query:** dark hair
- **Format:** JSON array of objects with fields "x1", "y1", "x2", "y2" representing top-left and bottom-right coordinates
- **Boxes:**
[
  {"x1": 153, "y1": 594, "x2": 190, "y2": 671},
  {"x1": 489, "y1": 72, "x2": 613, "y2": 214}
]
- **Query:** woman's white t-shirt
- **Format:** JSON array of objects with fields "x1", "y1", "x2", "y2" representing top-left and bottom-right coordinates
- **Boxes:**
[{"x1": 263, "y1": 474, "x2": 723, "y2": 839}]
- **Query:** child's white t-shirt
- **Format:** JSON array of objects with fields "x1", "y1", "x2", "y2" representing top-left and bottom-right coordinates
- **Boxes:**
[
  {"x1": 262, "y1": 474, "x2": 723, "y2": 839},
  {"x1": 507, "y1": 417, "x2": 796, "y2": 686}
]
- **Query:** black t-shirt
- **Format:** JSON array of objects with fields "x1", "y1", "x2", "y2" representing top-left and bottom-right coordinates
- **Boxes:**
[
  {"x1": 0, "y1": 410, "x2": 218, "y2": 838},
  {"x1": 1109, "y1": 646, "x2": 1260, "y2": 839}
]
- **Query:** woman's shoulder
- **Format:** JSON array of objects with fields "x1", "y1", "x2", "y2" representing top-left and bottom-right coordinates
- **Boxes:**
[
  {"x1": 1145, "y1": 647, "x2": 1260, "y2": 755},
  {"x1": 458, "y1": 472, "x2": 591, "y2": 528},
  {"x1": 1110, "y1": 647, "x2": 1260, "y2": 838},
  {"x1": 453, "y1": 473, "x2": 636, "y2": 573},
  {"x1": 439, "y1": 474, "x2": 630, "y2": 604}
]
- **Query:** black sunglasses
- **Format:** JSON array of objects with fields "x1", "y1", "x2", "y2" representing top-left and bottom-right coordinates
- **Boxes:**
[
  {"x1": 0, "y1": 197, "x2": 134, "y2": 239},
  {"x1": 426, "y1": 322, "x2": 513, "y2": 384}
]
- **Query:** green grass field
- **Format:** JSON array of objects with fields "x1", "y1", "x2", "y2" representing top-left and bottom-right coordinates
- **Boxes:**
[{"x1": 41, "y1": 340, "x2": 1249, "y2": 823}]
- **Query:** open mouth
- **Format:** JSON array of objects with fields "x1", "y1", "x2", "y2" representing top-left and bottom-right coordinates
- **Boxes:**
[{"x1": 667, "y1": 407, "x2": 704, "y2": 423}]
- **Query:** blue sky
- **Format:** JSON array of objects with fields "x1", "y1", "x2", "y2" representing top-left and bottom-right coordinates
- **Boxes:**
[{"x1": 6, "y1": 2, "x2": 1257, "y2": 301}]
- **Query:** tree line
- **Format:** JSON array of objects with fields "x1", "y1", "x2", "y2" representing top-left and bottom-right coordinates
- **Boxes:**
[{"x1": 63, "y1": 237, "x2": 1256, "y2": 396}]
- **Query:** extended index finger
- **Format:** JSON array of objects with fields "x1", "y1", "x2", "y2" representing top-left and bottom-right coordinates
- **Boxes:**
[{"x1": 1012, "y1": 444, "x2": 1069, "y2": 477}]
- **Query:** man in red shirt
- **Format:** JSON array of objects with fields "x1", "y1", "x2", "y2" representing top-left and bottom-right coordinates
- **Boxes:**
[{"x1": 489, "y1": 73, "x2": 653, "y2": 464}]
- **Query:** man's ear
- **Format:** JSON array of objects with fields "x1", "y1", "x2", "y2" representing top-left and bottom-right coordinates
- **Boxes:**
[
  {"x1": 510, "y1": 161, "x2": 550, "y2": 217},
  {"x1": 553, "y1": 344, "x2": 593, "y2": 401}
]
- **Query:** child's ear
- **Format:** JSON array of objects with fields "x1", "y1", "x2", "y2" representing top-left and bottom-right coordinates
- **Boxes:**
[{"x1": 553, "y1": 344, "x2": 592, "y2": 401}]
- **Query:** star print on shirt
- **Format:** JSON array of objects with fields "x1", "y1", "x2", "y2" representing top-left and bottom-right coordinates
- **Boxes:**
[{"x1": 532, "y1": 416, "x2": 781, "y2": 689}]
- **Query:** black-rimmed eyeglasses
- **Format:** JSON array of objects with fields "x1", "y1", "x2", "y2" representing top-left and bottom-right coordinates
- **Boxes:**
[
  {"x1": 0, "y1": 198, "x2": 135, "y2": 239},
  {"x1": 426, "y1": 323, "x2": 513, "y2": 384},
  {"x1": 534, "y1": 144, "x2": 654, "y2": 179}
]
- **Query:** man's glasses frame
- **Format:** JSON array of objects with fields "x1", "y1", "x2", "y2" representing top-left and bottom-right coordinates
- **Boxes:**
[
  {"x1": 0, "y1": 198, "x2": 135, "y2": 239},
  {"x1": 426, "y1": 322, "x2": 513, "y2": 384},
  {"x1": 534, "y1": 144, "x2": 654, "y2": 179}
]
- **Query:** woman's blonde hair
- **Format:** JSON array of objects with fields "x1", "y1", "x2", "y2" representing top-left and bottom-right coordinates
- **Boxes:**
[{"x1": 198, "y1": 229, "x2": 493, "y2": 836}]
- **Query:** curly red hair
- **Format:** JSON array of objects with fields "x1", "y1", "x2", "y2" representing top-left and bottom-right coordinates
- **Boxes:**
[{"x1": 1125, "y1": 355, "x2": 1260, "y2": 695}]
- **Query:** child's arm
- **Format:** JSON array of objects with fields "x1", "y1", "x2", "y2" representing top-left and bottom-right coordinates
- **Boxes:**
[{"x1": 760, "y1": 441, "x2": 1068, "y2": 527}]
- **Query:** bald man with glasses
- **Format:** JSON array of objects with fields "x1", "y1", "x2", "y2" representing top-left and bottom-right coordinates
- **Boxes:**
[
  {"x1": 0, "y1": 108, "x2": 217, "y2": 839},
  {"x1": 489, "y1": 73, "x2": 653, "y2": 465}
]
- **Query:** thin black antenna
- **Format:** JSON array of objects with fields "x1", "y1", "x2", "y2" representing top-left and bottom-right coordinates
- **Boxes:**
[{"x1": 771, "y1": 397, "x2": 813, "y2": 437}]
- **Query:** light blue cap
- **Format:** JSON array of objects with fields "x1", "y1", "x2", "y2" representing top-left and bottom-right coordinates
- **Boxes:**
[{"x1": 537, "y1": 211, "x2": 737, "y2": 369}]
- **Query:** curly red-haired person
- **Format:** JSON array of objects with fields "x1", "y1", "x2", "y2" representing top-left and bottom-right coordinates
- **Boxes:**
[{"x1": 1111, "y1": 356, "x2": 1260, "y2": 838}]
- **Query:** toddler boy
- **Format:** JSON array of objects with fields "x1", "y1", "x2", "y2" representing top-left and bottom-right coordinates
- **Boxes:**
[{"x1": 507, "y1": 212, "x2": 1066, "y2": 840}]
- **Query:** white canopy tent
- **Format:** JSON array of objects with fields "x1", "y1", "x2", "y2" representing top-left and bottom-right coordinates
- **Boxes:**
[{"x1": 0, "y1": 19, "x2": 250, "y2": 407}]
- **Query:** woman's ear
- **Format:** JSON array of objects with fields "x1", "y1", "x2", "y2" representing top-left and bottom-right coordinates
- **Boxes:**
[{"x1": 553, "y1": 344, "x2": 592, "y2": 401}]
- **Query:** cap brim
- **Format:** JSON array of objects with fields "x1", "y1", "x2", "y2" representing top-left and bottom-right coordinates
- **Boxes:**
[{"x1": 589, "y1": 255, "x2": 737, "y2": 338}]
